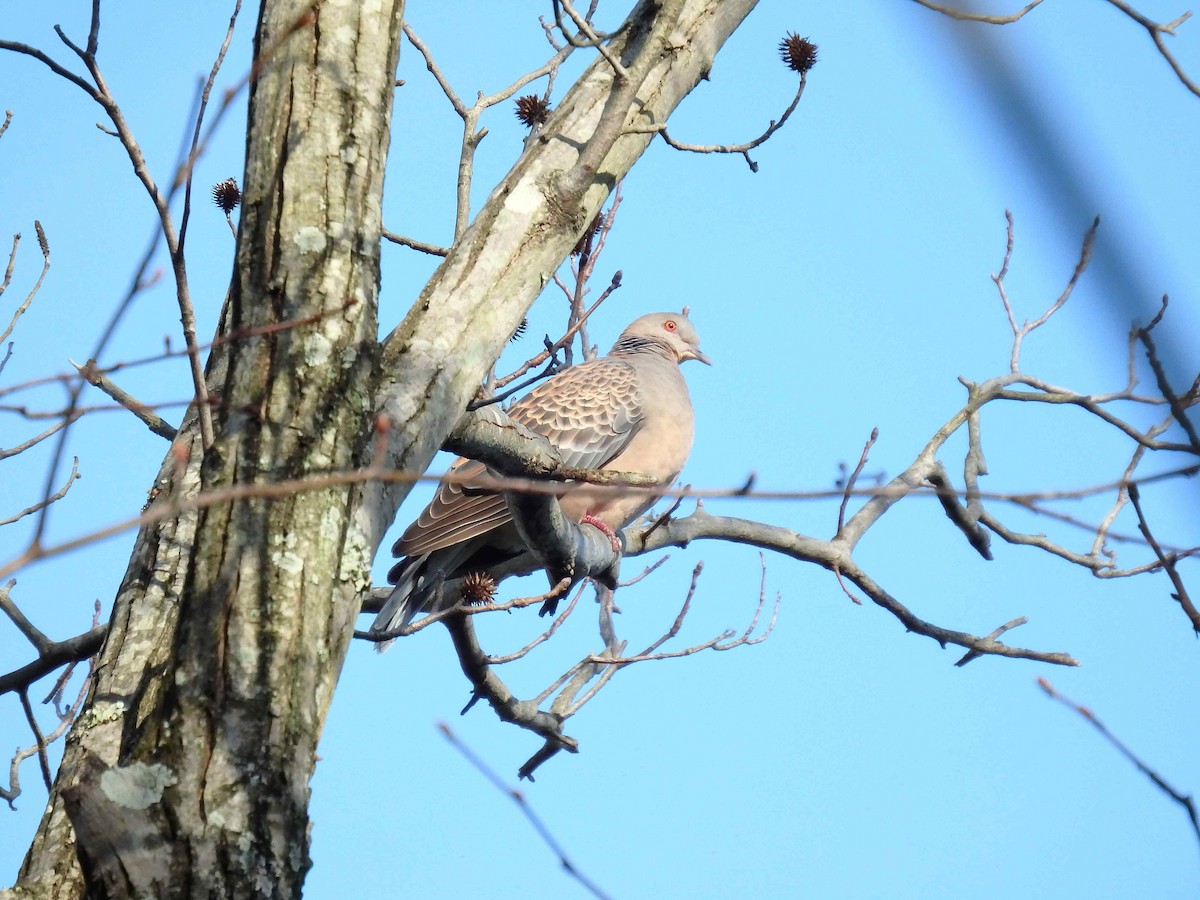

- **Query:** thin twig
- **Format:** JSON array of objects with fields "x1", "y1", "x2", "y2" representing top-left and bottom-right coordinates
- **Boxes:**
[
  {"x1": 1038, "y1": 677, "x2": 1200, "y2": 851},
  {"x1": 17, "y1": 689, "x2": 52, "y2": 791},
  {"x1": 927, "y1": 462, "x2": 993, "y2": 559},
  {"x1": 467, "y1": 354, "x2": 563, "y2": 411},
  {"x1": 0, "y1": 457, "x2": 80, "y2": 528},
  {"x1": 0, "y1": 623, "x2": 106, "y2": 697},
  {"x1": 381, "y1": 229, "x2": 449, "y2": 257},
  {"x1": 437, "y1": 722, "x2": 612, "y2": 900},
  {"x1": 954, "y1": 616, "x2": 1027, "y2": 666},
  {"x1": 177, "y1": 0, "x2": 244, "y2": 251},
  {"x1": 491, "y1": 273, "x2": 622, "y2": 392},
  {"x1": 910, "y1": 0, "x2": 1045, "y2": 24},
  {"x1": 1101, "y1": 1, "x2": 1200, "y2": 98},
  {"x1": 1128, "y1": 483, "x2": 1199, "y2": 633},
  {"x1": 487, "y1": 583, "x2": 585, "y2": 664},
  {"x1": 0, "y1": 419, "x2": 73, "y2": 462},
  {"x1": 998, "y1": 213, "x2": 1099, "y2": 372},
  {"x1": 354, "y1": 578, "x2": 574, "y2": 643},
  {"x1": 1137, "y1": 297, "x2": 1200, "y2": 451},
  {"x1": 70, "y1": 358, "x2": 178, "y2": 440},
  {"x1": 0, "y1": 223, "x2": 50, "y2": 346},
  {"x1": 1, "y1": 299, "x2": 358, "y2": 402},
  {"x1": 627, "y1": 70, "x2": 809, "y2": 172},
  {"x1": 836, "y1": 427, "x2": 878, "y2": 537}
]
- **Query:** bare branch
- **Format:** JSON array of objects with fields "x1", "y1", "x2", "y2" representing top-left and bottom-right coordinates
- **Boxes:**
[
  {"x1": 836, "y1": 427, "x2": 878, "y2": 537},
  {"x1": 617, "y1": 553, "x2": 670, "y2": 587},
  {"x1": 443, "y1": 611, "x2": 580, "y2": 756},
  {"x1": 400, "y1": 20, "x2": 577, "y2": 242},
  {"x1": 0, "y1": 299, "x2": 358, "y2": 403},
  {"x1": 551, "y1": 0, "x2": 624, "y2": 65},
  {"x1": 0, "y1": 418, "x2": 73, "y2": 462},
  {"x1": 0, "y1": 39, "x2": 101, "y2": 100},
  {"x1": 910, "y1": 0, "x2": 1044, "y2": 24},
  {"x1": 1128, "y1": 483, "x2": 1199, "y2": 633},
  {"x1": 954, "y1": 616, "x2": 1028, "y2": 666},
  {"x1": 487, "y1": 583, "x2": 586, "y2": 665},
  {"x1": 46, "y1": 11, "x2": 217, "y2": 449},
  {"x1": 629, "y1": 504, "x2": 1079, "y2": 667},
  {"x1": 927, "y1": 462, "x2": 993, "y2": 559},
  {"x1": 381, "y1": 229, "x2": 449, "y2": 257},
  {"x1": 1137, "y1": 297, "x2": 1200, "y2": 451},
  {"x1": 1102, "y1": 1, "x2": 1200, "y2": 98},
  {"x1": 437, "y1": 722, "x2": 613, "y2": 900},
  {"x1": 589, "y1": 556, "x2": 779, "y2": 664},
  {"x1": 992, "y1": 377, "x2": 1196, "y2": 453},
  {"x1": 467, "y1": 353, "x2": 563, "y2": 412},
  {"x1": 0, "y1": 580, "x2": 49, "y2": 652},
  {"x1": 0, "y1": 457, "x2": 80, "y2": 528},
  {"x1": 627, "y1": 69, "x2": 810, "y2": 172},
  {"x1": 402, "y1": 23, "x2": 468, "y2": 116},
  {"x1": 0, "y1": 223, "x2": 51, "y2": 346},
  {"x1": 0, "y1": 624, "x2": 106, "y2": 698},
  {"x1": 491, "y1": 270, "x2": 622, "y2": 392},
  {"x1": 17, "y1": 689, "x2": 52, "y2": 792},
  {"x1": 915, "y1": 0, "x2": 1200, "y2": 98},
  {"x1": 997, "y1": 213, "x2": 1099, "y2": 372},
  {"x1": 1039, "y1": 678, "x2": 1200, "y2": 850},
  {"x1": 70, "y1": 358, "x2": 178, "y2": 440},
  {"x1": 355, "y1": 578, "x2": 574, "y2": 643},
  {"x1": 177, "y1": 0, "x2": 244, "y2": 251},
  {"x1": 1, "y1": 655, "x2": 90, "y2": 807}
]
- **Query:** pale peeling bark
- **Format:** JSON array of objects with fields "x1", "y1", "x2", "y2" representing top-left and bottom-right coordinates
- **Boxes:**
[
  {"x1": 11, "y1": 0, "x2": 758, "y2": 895},
  {"x1": 14, "y1": 0, "x2": 404, "y2": 896}
]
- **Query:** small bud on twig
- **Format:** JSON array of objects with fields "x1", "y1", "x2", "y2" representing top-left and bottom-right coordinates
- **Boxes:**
[{"x1": 34, "y1": 220, "x2": 49, "y2": 260}]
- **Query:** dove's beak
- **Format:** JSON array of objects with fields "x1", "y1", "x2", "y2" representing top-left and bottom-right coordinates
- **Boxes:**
[{"x1": 690, "y1": 348, "x2": 713, "y2": 366}]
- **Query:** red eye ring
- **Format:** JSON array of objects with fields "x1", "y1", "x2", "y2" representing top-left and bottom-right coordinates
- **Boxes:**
[{"x1": 663, "y1": 320, "x2": 677, "y2": 332}]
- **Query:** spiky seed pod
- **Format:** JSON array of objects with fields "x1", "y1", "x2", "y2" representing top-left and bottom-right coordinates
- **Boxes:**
[
  {"x1": 779, "y1": 33, "x2": 818, "y2": 74},
  {"x1": 212, "y1": 177, "x2": 241, "y2": 213},
  {"x1": 571, "y1": 213, "x2": 604, "y2": 257},
  {"x1": 514, "y1": 94, "x2": 551, "y2": 128},
  {"x1": 460, "y1": 571, "x2": 497, "y2": 605}
]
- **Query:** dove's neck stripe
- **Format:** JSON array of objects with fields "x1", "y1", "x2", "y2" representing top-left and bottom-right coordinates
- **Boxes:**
[{"x1": 611, "y1": 334, "x2": 674, "y2": 359}]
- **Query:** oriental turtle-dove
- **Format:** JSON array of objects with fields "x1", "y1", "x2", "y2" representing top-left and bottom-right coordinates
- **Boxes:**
[{"x1": 370, "y1": 311, "x2": 709, "y2": 641}]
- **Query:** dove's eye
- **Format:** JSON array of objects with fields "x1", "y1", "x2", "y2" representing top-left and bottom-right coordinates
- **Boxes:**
[{"x1": 663, "y1": 320, "x2": 677, "y2": 332}]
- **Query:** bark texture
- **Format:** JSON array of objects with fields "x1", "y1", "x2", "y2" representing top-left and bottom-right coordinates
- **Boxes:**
[
  {"x1": 10, "y1": 1, "x2": 758, "y2": 896},
  {"x1": 14, "y1": 0, "x2": 404, "y2": 895}
]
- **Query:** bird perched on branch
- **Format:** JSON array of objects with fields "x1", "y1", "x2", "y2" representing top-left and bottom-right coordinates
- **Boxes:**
[{"x1": 370, "y1": 311, "x2": 710, "y2": 644}]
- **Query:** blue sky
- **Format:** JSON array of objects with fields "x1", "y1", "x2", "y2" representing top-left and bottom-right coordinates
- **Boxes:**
[{"x1": 2, "y1": 2, "x2": 1198, "y2": 898}]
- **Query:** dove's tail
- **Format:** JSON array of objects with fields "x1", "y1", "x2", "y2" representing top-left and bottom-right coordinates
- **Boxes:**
[{"x1": 368, "y1": 557, "x2": 425, "y2": 652}]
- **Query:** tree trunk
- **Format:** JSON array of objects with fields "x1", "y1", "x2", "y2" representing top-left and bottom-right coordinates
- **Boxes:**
[
  {"x1": 15, "y1": 1, "x2": 404, "y2": 895},
  {"x1": 12, "y1": 1, "x2": 757, "y2": 896}
]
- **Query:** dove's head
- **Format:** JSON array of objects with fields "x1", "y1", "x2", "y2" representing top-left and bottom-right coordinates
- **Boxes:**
[{"x1": 614, "y1": 312, "x2": 712, "y2": 366}]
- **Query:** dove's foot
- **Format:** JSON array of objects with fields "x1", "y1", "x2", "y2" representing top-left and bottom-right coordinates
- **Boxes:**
[{"x1": 582, "y1": 514, "x2": 622, "y2": 552}]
